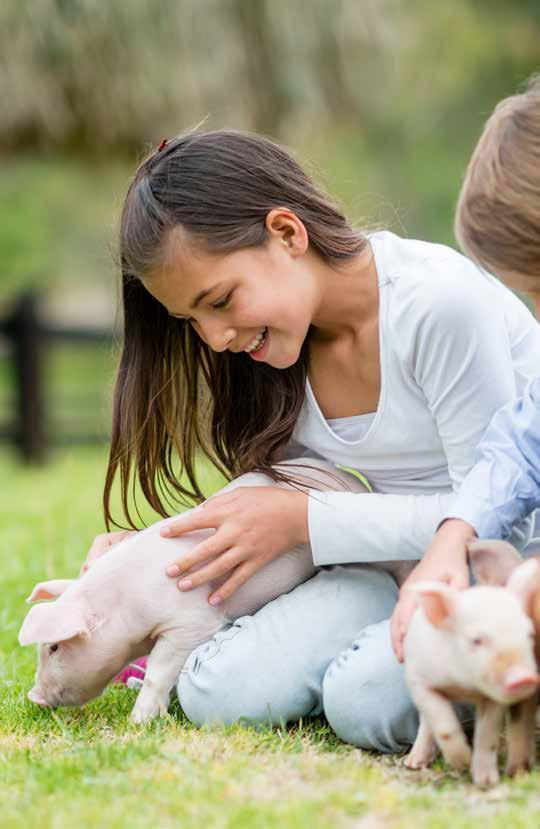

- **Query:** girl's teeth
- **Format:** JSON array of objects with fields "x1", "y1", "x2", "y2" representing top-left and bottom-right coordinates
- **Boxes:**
[{"x1": 245, "y1": 328, "x2": 266, "y2": 353}]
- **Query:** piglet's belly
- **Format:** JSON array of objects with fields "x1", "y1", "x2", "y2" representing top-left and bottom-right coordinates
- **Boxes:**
[{"x1": 222, "y1": 543, "x2": 315, "y2": 619}]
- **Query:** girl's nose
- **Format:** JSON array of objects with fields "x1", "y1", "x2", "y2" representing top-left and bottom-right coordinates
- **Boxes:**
[{"x1": 200, "y1": 321, "x2": 236, "y2": 352}]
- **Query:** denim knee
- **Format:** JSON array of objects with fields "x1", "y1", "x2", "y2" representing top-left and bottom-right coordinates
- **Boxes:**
[
  {"x1": 323, "y1": 619, "x2": 419, "y2": 754},
  {"x1": 177, "y1": 617, "x2": 311, "y2": 727},
  {"x1": 178, "y1": 566, "x2": 400, "y2": 729}
]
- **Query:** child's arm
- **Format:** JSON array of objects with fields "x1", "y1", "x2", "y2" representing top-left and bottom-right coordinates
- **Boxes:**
[
  {"x1": 390, "y1": 518, "x2": 473, "y2": 662},
  {"x1": 446, "y1": 376, "x2": 540, "y2": 539}
]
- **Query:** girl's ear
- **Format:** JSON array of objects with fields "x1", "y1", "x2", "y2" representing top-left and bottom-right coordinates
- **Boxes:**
[
  {"x1": 265, "y1": 209, "x2": 308, "y2": 255},
  {"x1": 26, "y1": 579, "x2": 75, "y2": 603},
  {"x1": 467, "y1": 538, "x2": 522, "y2": 586},
  {"x1": 406, "y1": 582, "x2": 458, "y2": 628}
]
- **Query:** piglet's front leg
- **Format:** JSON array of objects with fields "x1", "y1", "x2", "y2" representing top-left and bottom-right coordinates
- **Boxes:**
[
  {"x1": 130, "y1": 634, "x2": 192, "y2": 725},
  {"x1": 506, "y1": 693, "x2": 538, "y2": 777},
  {"x1": 410, "y1": 685, "x2": 472, "y2": 772},
  {"x1": 405, "y1": 715, "x2": 437, "y2": 769},
  {"x1": 471, "y1": 698, "x2": 504, "y2": 787}
]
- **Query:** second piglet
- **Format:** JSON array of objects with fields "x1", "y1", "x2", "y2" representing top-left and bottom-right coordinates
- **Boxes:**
[
  {"x1": 466, "y1": 538, "x2": 540, "y2": 776},
  {"x1": 403, "y1": 560, "x2": 540, "y2": 787}
]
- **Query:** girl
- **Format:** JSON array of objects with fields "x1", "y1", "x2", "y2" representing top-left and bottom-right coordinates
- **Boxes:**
[
  {"x1": 89, "y1": 129, "x2": 540, "y2": 752},
  {"x1": 392, "y1": 76, "x2": 540, "y2": 663}
]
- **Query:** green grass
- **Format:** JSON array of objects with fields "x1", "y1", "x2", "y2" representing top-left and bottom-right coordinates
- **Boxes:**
[{"x1": 2, "y1": 448, "x2": 540, "y2": 828}]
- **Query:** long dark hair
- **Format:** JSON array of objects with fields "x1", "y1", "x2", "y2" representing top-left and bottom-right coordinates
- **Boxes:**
[{"x1": 104, "y1": 130, "x2": 367, "y2": 528}]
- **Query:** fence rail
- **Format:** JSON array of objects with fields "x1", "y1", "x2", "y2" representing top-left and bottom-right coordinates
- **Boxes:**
[{"x1": 0, "y1": 291, "x2": 115, "y2": 462}]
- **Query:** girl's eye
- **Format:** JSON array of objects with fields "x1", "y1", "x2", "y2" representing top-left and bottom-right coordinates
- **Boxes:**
[{"x1": 211, "y1": 292, "x2": 232, "y2": 310}]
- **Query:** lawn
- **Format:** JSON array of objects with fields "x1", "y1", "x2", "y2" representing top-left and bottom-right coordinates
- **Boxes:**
[{"x1": 2, "y1": 447, "x2": 540, "y2": 828}]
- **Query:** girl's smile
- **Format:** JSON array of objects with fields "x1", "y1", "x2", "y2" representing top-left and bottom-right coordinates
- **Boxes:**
[{"x1": 245, "y1": 327, "x2": 269, "y2": 359}]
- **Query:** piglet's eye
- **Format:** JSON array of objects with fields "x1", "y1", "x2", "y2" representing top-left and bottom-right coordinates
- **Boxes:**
[
  {"x1": 49, "y1": 643, "x2": 59, "y2": 653},
  {"x1": 471, "y1": 637, "x2": 485, "y2": 647}
]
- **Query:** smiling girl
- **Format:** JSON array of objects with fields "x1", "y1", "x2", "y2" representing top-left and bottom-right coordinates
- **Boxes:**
[{"x1": 89, "y1": 130, "x2": 540, "y2": 752}]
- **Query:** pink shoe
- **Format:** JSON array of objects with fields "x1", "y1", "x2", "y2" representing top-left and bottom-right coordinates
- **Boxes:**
[{"x1": 113, "y1": 657, "x2": 147, "y2": 690}]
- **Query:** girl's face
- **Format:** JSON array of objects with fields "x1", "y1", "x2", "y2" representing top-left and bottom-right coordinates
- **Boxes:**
[{"x1": 141, "y1": 212, "x2": 320, "y2": 369}]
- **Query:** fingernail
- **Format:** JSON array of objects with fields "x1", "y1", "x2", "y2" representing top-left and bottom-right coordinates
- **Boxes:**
[
  {"x1": 166, "y1": 565, "x2": 180, "y2": 577},
  {"x1": 209, "y1": 595, "x2": 222, "y2": 606},
  {"x1": 161, "y1": 527, "x2": 171, "y2": 537},
  {"x1": 177, "y1": 579, "x2": 193, "y2": 591}
]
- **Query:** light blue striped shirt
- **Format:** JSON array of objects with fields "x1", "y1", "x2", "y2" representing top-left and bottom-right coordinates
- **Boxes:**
[{"x1": 449, "y1": 376, "x2": 540, "y2": 539}]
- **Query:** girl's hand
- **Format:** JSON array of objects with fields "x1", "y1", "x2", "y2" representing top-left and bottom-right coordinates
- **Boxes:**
[
  {"x1": 80, "y1": 530, "x2": 138, "y2": 576},
  {"x1": 390, "y1": 519, "x2": 475, "y2": 663},
  {"x1": 161, "y1": 486, "x2": 309, "y2": 605}
]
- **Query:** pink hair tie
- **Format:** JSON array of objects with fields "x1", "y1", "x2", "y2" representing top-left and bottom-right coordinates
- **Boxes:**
[{"x1": 158, "y1": 138, "x2": 168, "y2": 152}]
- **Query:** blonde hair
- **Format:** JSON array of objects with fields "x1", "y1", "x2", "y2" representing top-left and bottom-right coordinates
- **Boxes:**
[{"x1": 455, "y1": 75, "x2": 540, "y2": 279}]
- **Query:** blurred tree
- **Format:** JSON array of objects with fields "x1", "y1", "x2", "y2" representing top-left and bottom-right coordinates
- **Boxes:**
[{"x1": 0, "y1": 0, "x2": 398, "y2": 152}]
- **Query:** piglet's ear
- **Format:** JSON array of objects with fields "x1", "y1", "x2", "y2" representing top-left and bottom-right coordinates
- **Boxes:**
[
  {"x1": 406, "y1": 581, "x2": 458, "y2": 628},
  {"x1": 26, "y1": 579, "x2": 75, "y2": 603},
  {"x1": 507, "y1": 559, "x2": 540, "y2": 615},
  {"x1": 18, "y1": 600, "x2": 92, "y2": 646},
  {"x1": 467, "y1": 539, "x2": 522, "y2": 586}
]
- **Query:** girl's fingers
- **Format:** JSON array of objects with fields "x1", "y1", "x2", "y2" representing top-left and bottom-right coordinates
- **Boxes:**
[
  {"x1": 399, "y1": 596, "x2": 416, "y2": 644},
  {"x1": 390, "y1": 611, "x2": 399, "y2": 656},
  {"x1": 161, "y1": 508, "x2": 222, "y2": 538},
  {"x1": 166, "y1": 532, "x2": 235, "y2": 577},
  {"x1": 175, "y1": 548, "x2": 241, "y2": 592},
  {"x1": 208, "y1": 560, "x2": 258, "y2": 605},
  {"x1": 392, "y1": 594, "x2": 417, "y2": 663}
]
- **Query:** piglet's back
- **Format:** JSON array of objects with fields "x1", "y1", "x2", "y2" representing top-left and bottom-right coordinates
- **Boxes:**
[{"x1": 73, "y1": 517, "x2": 215, "y2": 626}]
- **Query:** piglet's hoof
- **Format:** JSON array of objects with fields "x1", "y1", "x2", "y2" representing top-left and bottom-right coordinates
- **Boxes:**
[
  {"x1": 441, "y1": 740, "x2": 472, "y2": 772},
  {"x1": 471, "y1": 759, "x2": 500, "y2": 788},
  {"x1": 130, "y1": 694, "x2": 168, "y2": 725},
  {"x1": 403, "y1": 748, "x2": 437, "y2": 769},
  {"x1": 505, "y1": 757, "x2": 534, "y2": 778}
]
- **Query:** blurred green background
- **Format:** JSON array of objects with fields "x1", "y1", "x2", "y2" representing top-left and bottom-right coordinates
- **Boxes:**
[{"x1": 1, "y1": 0, "x2": 539, "y2": 464}]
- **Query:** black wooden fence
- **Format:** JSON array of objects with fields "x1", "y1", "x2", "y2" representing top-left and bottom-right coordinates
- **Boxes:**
[{"x1": 0, "y1": 292, "x2": 114, "y2": 462}]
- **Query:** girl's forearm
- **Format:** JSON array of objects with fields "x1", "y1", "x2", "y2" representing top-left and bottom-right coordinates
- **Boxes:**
[{"x1": 307, "y1": 489, "x2": 456, "y2": 566}]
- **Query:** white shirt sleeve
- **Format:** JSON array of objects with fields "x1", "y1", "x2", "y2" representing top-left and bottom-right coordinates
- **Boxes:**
[{"x1": 307, "y1": 261, "x2": 533, "y2": 564}]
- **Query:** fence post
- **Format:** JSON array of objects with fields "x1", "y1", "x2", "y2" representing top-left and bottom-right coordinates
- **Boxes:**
[{"x1": 7, "y1": 292, "x2": 46, "y2": 462}]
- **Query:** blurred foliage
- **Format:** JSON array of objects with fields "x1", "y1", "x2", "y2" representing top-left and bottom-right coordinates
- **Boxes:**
[
  {"x1": 1, "y1": 0, "x2": 538, "y2": 291},
  {"x1": 0, "y1": 0, "x2": 538, "y2": 154},
  {"x1": 0, "y1": 158, "x2": 128, "y2": 299}
]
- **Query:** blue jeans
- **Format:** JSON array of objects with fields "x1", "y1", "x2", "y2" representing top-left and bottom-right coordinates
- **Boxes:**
[{"x1": 177, "y1": 565, "x2": 420, "y2": 753}]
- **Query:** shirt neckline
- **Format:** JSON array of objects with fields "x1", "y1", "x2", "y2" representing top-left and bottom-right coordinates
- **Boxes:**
[
  {"x1": 305, "y1": 233, "x2": 389, "y2": 446},
  {"x1": 326, "y1": 411, "x2": 376, "y2": 423}
]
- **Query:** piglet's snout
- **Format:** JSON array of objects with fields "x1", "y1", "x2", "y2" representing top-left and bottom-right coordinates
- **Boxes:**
[
  {"x1": 504, "y1": 666, "x2": 540, "y2": 698},
  {"x1": 28, "y1": 686, "x2": 49, "y2": 707}
]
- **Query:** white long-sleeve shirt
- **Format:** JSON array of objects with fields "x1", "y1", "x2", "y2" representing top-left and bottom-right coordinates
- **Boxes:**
[{"x1": 286, "y1": 232, "x2": 540, "y2": 565}]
